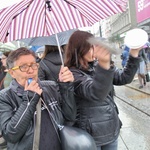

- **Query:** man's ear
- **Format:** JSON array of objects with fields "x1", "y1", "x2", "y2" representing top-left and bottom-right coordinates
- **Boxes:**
[{"x1": 8, "y1": 69, "x2": 15, "y2": 78}]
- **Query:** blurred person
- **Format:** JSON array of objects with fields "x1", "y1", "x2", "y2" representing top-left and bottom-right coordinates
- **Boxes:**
[
  {"x1": 145, "y1": 46, "x2": 150, "y2": 62},
  {"x1": 137, "y1": 48, "x2": 148, "y2": 89},
  {"x1": 64, "y1": 30, "x2": 142, "y2": 150},
  {"x1": 38, "y1": 45, "x2": 64, "y2": 81},
  {"x1": 144, "y1": 41, "x2": 150, "y2": 62},
  {"x1": 0, "y1": 51, "x2": 12, "y2": 89},
  {"x1": 35, "y1": 46, "x2": 44, "y2": 60},
  {"x1": 121, "y1": 45, "x2": 130, "y2": 68},
  {"x1": 0, "y1": 47, "x2": 76, "y2": 150},
  {"x1": 0, "y1": 58, "x2": 6, "y2": 90},
  {"x1": 0, "y1": 58, "x2": 7, "y2": 149}
]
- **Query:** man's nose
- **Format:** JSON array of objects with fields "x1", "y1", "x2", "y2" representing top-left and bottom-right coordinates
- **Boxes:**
[{"x1": 27, "y1": 66, "x2": 34, "y2": 72}]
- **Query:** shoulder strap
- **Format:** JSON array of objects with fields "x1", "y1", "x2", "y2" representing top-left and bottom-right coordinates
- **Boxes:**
[{"x1": 32, "y1": 100, "x2": 41, "y2": 150}]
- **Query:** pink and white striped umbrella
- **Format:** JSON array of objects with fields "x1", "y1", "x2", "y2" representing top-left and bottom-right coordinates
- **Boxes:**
[{"x1": 0, "y1": 0, "x2": 128, "y2": 43}]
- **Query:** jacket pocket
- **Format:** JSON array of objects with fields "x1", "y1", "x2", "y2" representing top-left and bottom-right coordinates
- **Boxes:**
[{"x1": 89, "y1": 119, "x2": 115, "y2": 138}]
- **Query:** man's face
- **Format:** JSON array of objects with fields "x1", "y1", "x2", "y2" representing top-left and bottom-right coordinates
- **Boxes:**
[{"x1": 9, "y1": 54, "x2": 38, "y2": 87}]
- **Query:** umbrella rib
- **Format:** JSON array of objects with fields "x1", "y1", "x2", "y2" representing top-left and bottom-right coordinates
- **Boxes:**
[
  {"x1": 64, "y1": 0, "x2": 76, "y2": 9},
  {"x1": 12, "y1": 0, "x2": 34, "y2": 20},
  {"x1": 5, "y1": 0, "x2": 34, "y2": 40},
  {"x1": 63, "y1": 0, "x2": 94, "y2": 25}
]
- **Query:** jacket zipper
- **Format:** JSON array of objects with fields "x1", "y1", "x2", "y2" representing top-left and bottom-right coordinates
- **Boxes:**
[{"x1": 14, "y1": 91, "x2": 36, "y2": 129}]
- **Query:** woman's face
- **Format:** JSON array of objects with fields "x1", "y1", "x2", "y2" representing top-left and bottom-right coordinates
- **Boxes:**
[
  {"x1": 9, "y1": 54, "x2": 38, "y2": 87},
  {"x1": 83, "y1": 46, "x2": 95, "y2": 62},
  {"x1": 1, "y1": 54, "x2": 7, "y2": 67}
]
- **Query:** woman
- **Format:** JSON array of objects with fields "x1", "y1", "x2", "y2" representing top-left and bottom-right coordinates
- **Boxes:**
[
  {"x1": 0, "y1": 59, "x2": 6, "y2": 90},
  {"x1": 1, "y1": 51, "x2": 12, "y2": 89},
  {"x1": 0, "y1": 47, "x2": 75, "y2": 150},
  {"x1": 121, "y1": 45, "x2": 130, "y2": 68},
  {"x1": 64, "y1": 30, "x2": 142, "y2": 150},
  {"x1": 137, "y1": 48, "x2": 148, "y2": 89},
  {"x1": 38, "y1": 45, "x2": 63, "y2": 81}
]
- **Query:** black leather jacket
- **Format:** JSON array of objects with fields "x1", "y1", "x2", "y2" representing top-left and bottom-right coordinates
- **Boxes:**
[
  {"x1": 71, "y1": 55, "x2": 140, "y2": 146},
  {"x1": 0, "y1": 80, "x2": 76, "y2": 150}
]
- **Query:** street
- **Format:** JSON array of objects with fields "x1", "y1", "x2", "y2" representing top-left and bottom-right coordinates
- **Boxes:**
[{"x1": 115, "y1": 86, "x2": 150, "y2": 150}]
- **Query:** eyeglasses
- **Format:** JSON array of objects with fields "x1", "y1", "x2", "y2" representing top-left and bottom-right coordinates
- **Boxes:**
[{"x1": 11, "y1": 63, "x2": 39, "y2": 72}]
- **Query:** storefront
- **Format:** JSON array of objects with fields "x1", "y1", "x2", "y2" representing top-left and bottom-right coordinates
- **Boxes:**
[{"x1": 135, "y1": 0, "x2": 150, "y2": 38}]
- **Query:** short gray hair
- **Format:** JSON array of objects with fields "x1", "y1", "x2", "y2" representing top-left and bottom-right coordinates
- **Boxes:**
[{"x1": 7, "y1": 47, "x2": 36, "y2": 69}]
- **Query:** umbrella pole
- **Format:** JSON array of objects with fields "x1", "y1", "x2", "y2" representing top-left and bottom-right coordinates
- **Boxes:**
[
  {"x1": 46, "y1": 0, "x2": 64, "y2": 66},
  {"x1": 55, "y1": 33, "x2": 64, "y2": 67}
]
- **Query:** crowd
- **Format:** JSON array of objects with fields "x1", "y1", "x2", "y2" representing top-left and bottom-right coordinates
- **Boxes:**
[
  {"x1": 120, "y1": 43, "x2": 150, "y2": 89},
  {"x1": 0, "y1": 30, "x2": 148, "y2": 150}
]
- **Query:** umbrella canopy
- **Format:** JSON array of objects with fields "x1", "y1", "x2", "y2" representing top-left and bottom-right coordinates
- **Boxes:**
[
  {"x1": 0, "y1": 0, "x2": 127, "y2": 43},
  {"x1": 0, "y1": 41, "x2": 18, "y2": 51},
  {"x1": 20, "y1": 29, "x2": 76, "y2": 46}
]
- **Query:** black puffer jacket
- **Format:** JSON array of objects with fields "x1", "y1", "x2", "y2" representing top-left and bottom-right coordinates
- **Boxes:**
[
  {"x1": 0, "y1": 80, "x2": 76, "y2": 150},
  {"x1": 71, "y1": 55, "x2": 140, "y2": 146}
]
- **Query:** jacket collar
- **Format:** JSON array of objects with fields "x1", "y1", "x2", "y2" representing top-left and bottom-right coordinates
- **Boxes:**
[
  {"x1": 10, "y1": 79, "x2": 24, "y2": 96},
  {"x1": 10, "y1": 79, "x2": 42, "y2": 97}
]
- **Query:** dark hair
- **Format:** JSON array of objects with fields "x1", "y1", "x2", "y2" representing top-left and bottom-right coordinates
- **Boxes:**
[
  {"x1": 64, "y1": 30, "x2": 93, "y2": 70},
  {"x1": 3, "y1": 51, "x2": 11, "y2": 57},
  {"x1": 61, "y1": 44, "x2": 67, "y2": 52},
  {"x1": 7, "y1": 47, "x2": 36, "y2": 69},
  {"x1": 42, "y1": 45, "x2": 59, "y2": 59},
  {"x1": 2, "y1": 51, "x2": 11, "y2": 69}
]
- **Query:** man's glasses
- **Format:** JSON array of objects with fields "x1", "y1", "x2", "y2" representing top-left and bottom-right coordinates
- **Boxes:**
[{"x1": 11, "y1": 63, "x2": 39, "y2": 72}]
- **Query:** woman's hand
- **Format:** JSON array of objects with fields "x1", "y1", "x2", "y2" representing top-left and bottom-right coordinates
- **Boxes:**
[
  {"x1": 130, "y1": 47, "x2": 143, "y2": 57},
  {"x1": 25, "y1": 80, "x2": 43, "y2": 95},
  {"x1": 93, "y1": 45, "x2": 111, "y2": 70},
  {"x1": 59, "y1": 66, "x2": 74, "y2": 82}
]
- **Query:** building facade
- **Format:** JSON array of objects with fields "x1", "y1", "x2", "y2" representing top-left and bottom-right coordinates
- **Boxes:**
[{"x1": 110, "y1": 0, "x2": 150, "y2": 42}]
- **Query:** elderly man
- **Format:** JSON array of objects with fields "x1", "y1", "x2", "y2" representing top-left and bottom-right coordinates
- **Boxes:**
[{"x1": 0, "y1": 47, "x2": 76, "y2": 150}]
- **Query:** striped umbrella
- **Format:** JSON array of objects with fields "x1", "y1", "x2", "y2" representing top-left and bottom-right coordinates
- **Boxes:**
[{"x1": 0, "y1": 0, "x2": 127, "y2": 43}]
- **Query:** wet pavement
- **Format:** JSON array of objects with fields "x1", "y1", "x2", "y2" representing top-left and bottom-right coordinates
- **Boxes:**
[
  {"x1": 113, "y1": 55, "x2": 150, "y2": 114},
  {"x1": 126, "y1": 76, "x2": 150, "y2": 96},
  {"x1": 118, "y1": 76, "x2": 150, "y2": 116},
  {"x1": 116, "y1": 96, "x2": 150, "y2": 150},
  {"x1": 114, "y1": 77, "x2": 150, "y2": 149},
  {"x1": 111, "y1": 54, "x2": 150, "y2": 149}
]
